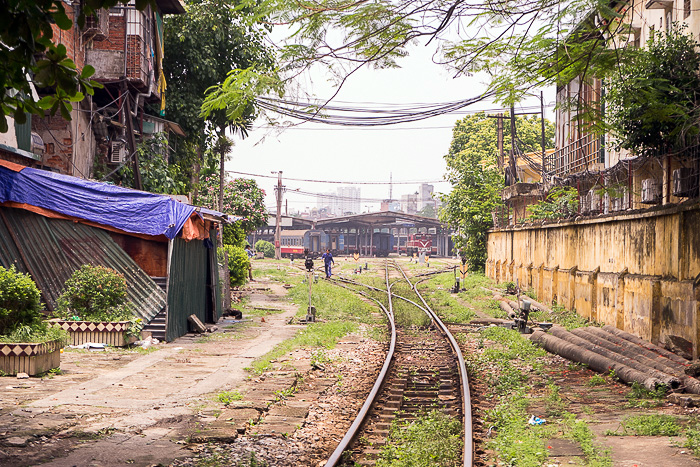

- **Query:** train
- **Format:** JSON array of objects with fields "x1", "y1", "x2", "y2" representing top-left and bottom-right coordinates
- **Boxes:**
[
  {"x1": 278, "y1": 229, "x2": 394, "y2": 258},
  {"x1": 399, "y1": 233, "x2": 436, "y2": 256}
]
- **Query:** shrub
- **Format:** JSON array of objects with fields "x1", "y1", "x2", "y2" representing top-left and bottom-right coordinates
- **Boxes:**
[
  {"x1": 55, "y1": 265, "x2": 132, "y2": 321},
  {"x1": 222, "y1": 222, "x2": 246, "y2": 248},
  {"x1": 255, "y1": 240, "x2": 275, "y2": 258},
  {"x1": 0, "y1": 265, "x2": 43, "y2": 335},
  {"x1": 221, "y1": 245, "x2": 250, "y2": 287}
]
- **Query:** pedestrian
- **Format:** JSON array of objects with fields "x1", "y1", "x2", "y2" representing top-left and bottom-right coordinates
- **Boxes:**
[
  {"x1": 321, "y1": 248, "x2": 335, "y2": 278},
  {"x1": 245, "y1": 244, "x2": 255, "y2": 281}
]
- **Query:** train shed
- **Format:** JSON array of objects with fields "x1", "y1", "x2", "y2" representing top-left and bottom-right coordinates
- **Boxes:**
[{"x1": 315, "y1": 211, "x2": 451, "y2": 256}]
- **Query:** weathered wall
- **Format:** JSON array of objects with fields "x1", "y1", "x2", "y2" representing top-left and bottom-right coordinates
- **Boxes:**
[{"x1": 486, "y1": 202, "x2": 700, "y2": 358}]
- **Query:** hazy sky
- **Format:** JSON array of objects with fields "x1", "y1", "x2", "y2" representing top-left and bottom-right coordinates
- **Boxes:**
[{"x1": 226, "y1": 42, "x2": 554, "y2": 213}]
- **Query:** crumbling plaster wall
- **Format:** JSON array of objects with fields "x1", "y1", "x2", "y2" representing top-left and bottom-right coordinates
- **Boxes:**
[{"x1": 486, "y1": 203, "x2": 700, "y2": 358}]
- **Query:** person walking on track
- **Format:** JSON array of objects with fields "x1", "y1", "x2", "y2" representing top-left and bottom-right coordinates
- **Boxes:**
[{"x1": 321, "y1": 249, "x2": 335, "y2": 279}]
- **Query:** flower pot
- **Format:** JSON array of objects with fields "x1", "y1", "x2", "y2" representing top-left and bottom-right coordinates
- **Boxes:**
[
  {"x1": 0, "y1": 340, "x2": 62, "y2": 376},
  {"x1": 49, "y1": 320, "x2": 132, "y2": 347}
]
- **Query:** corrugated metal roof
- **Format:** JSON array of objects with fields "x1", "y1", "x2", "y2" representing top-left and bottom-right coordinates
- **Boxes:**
[{"x1": 0, "y1": 207, "x2": 166, "y2": 321}]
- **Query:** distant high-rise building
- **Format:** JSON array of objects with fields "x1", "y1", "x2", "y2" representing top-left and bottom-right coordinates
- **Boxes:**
[
  {"x1": 401, "y1": 192, "x2": 419, "y2": 214},
  {"x1": 317, "y1": 186, "x2": 360, "y2": 216},
  {"x1": 418, "y1": 183, "x2": 436, "y2": 212}
]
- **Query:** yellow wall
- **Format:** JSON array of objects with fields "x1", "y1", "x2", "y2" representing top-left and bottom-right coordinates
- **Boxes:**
[{"x1": 487, "y1": 202, "x2": 700, "y2": 357}]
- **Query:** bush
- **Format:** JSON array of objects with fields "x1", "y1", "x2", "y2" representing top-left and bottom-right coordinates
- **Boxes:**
[
  {"x1": 55, "y1": 265, "x2": 132, "y2": 321},
  {"x1": 221, "y1": 245, "x2": 250, "y2": 287},
  {"x1": 255, "y1": 240, "x2": 275, "y2": 258},
  {"x1": 222, "y1": 222, "x2": 246, "y2": 248},
  {"x1": 0, "y1": 265, "x2": 43, "y2": 336}
]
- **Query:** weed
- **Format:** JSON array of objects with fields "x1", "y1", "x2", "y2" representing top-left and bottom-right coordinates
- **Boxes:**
[
  {"x1": 545, "y1": 383, "x2": 565, "y2": 417},
  {"x1": 217, "y1": 390, "x2": 243, "y2": 406},
  {"x1": 606, "y1": 414, "x2": 681, "y2": 436},
  {"x1": 561, "y1": 413, "x2": 613, "y2": 466},
  {"x1": 682, "y1": 424, "x2": 700, "y2": 456},
  {"x1": 587, "y1": 374, "x2": 606, "y2": 386},
  {"x1": 376, "y1": 410, "x2": 462, "y2": 467}
]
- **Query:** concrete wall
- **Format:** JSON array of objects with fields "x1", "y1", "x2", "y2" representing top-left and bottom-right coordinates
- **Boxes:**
[{"x1": 486, "y1": 202, "x2": 700, "y2": 358}]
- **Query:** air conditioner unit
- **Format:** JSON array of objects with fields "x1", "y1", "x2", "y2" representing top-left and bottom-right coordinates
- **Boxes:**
[
  {"x1": 609, "y1": 191, "x2": 629, "y2": 212},
  {"x1": 110, "y1": 141, "x2": 125, "y2": 163},
  {"x1": 672, "y1": 167, "x2": 698, "y2": 198},
  {"x1": 641, "y1": 178, "x2": 661, "y2": 204},
  {"x1": 83, "y1": 9, "x2": 109, "y2": 40},
  {"x1": 30, "y1": 132, "x2": 44, "y2": 157}
]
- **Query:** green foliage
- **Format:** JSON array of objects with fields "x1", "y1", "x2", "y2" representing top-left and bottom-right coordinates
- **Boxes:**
[
  {"x1": 55, "y1": 265, "x2": 131, "y2": 321},
  {"x1": 605, "y1": 24, "x2": 700, "y2": 153},
  {"x1": 587, "y1": 374, "x2": 606, "y2": 387},
  {"x1": 0, "y1": 0, "x2": 122, "y2": 132},
  {"x1": 198, "y1": 176, "x2": 267, "y2": 233},
  {"x1": 221, "y1": 245, "x2": 250, "y2": 287},
  {"x1": 162, "y1": 0, "x2": 277, "y2": 178},
  {"x1": 561, "y1": 414, "x2": 613, "y2": 467},
  {"x1": 111, "y1": 135, "x2": 188, "y2": 195},
  {"x1": 683, "y1": 424, "x2": 700, "y2": 456},
  {"x1": 0, "y1": 324, "x2": 67, "y2": 345},
  {"x1": 0, "y1": 265, "x2": 43, "y2": 335},
  {"x1": 217, "y1": 390, "x2": 243, "y2": 406},
  {"x1": 607, "y1": 414, "x2": 681, "y2": 437},
  {"x1": 376, "y1": 411, "x2": 463, "y2": 467},
  {"x1": 526, "y1": 186, "x2": 579, "y2": 221},
  {"x1": 255, "y1": 240, "x2": 275, "y2": 258},
  {"x1": 222, "y1": 223, "x2": 247, "y2": 248},
  {"x1": 441, "y1": 113, "x2": 554, "y2": 271}
]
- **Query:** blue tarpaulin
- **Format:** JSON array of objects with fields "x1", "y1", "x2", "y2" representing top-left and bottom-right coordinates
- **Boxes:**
[{"x1": 0, "y1": 164, "x2": 196, "y2": 239}]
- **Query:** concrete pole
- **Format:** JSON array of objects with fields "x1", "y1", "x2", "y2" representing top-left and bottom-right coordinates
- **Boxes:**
[{"x1": 274, "y1": 171, "x2": 283, "y2": 260}]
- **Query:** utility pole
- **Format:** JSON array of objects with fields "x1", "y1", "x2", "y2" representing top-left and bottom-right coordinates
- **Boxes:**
[
  {"x1": 496, "y1": 113, "x2": 504, "y2": 171},
  {"x1": 274, "y1": 171, "x2": 283, "y2": 260},
  {"x1": 508, "y1": 104, "x2": 518, "y2": 186},
  {"x1": 540, "y1": 91, "x2": 547, "y2": 183}
]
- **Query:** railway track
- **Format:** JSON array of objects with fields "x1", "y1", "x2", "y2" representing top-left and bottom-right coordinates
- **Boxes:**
[{"x1": 324, "y1": 260, "x2": 473, "y2": 466}]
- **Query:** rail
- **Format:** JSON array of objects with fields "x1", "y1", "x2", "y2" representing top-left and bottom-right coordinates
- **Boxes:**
[
  {"x1": 323, "y1": 263, "x2": 396, "y2": 466},
  {"x1": 392, "y1": 261, "x2": 473, "y2": 466}
]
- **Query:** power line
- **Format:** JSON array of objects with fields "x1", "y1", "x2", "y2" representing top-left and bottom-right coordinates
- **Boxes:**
[{"x1": 226, "y1": 170, "x2": 448, "y2": 185}]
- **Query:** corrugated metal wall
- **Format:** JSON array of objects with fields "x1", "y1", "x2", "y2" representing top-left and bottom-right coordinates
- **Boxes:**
[
  {"x1": 166, "y1": 237, "x2": 208, "y2": 341},
  {"x1": 0, "y1": 207, "x2": 166, "y2": 322}
]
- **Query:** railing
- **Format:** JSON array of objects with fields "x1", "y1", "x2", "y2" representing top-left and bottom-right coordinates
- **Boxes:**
[{"x1": 546, "y1": 133, "x2": 602, "y2": 178}]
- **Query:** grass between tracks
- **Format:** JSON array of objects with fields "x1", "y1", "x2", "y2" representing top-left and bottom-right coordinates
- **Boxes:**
[
  {"x1": 247, "y1": 271, "x2": 385, "y2": 374},
  {"x1": 458, "y1": 326, "x2": 613, "y2": 467}
]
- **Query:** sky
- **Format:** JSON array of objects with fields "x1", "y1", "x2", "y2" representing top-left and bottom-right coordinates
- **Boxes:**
[{"x1": 226, "y1": 41, "x2": 555, "y2": 214}]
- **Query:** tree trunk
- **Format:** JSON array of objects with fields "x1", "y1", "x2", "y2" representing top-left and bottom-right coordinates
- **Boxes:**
[
  {"x1": 602, "y1": 325, "x2": 690, "y2": 366},
  {"x1": 530, "y1": 330, "x2": 663, "y2": 391},
  {"x1": 550, "y1": 327, "x2": 680, "y2": 389}
]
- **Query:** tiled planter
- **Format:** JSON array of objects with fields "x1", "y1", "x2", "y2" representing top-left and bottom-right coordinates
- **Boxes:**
[
  {"x1": 0, "y1": 340, "x2": 62, "y2": 376},
  {"x1": 49, "y1": 320, "x2": 132, "y2": 347}
]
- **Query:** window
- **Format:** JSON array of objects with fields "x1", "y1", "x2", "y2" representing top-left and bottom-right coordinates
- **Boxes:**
[{"x1": 685, "y1": 0, "x2": 691, "y2": 19}]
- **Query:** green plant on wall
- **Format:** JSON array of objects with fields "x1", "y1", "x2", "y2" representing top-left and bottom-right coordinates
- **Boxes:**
[{"x1": 526, "y1": 186, "x2": 579, "y2": 221}]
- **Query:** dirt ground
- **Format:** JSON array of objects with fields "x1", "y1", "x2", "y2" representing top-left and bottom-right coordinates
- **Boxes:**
[
  {"x1": 2, "y1": 258, "x2": 700, "y2": 467},
  {"x1": 0, "y1": 275, "x2": 305, "y2": 467}
]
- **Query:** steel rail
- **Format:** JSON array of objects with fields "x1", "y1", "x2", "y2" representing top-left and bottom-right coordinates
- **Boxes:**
[
  {"x1": 392, "y1": 261, "x2": 474, "y2": 467},
  {"x1": 324, "y1": 263, "x2": 396, "y2": 467}
]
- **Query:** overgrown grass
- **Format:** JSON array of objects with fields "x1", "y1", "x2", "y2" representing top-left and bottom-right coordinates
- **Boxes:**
[
  {"x1": 605, "y1": 414, "x2": 681, "y2": 436},
  {"x1": 390, "y1": 281, "x2": 431, "y2": 328},
  {"x1": 217, "y1": 390, "x2": 243, "y2": 406},
  {"x1": 462, "y1": 326, "x2": 612, "y2": 466},
  {"x1": 376, "y1": 410, "x2": 463, "y2": 467},
  {"x1": 529, "y1": 303, "x2": 594, "y2": 330},
  {"x1": 625, "y1": 382, "x2": 668, "y2": 408},
  {"x1": 247, "y1": 321, "x2": 358, "y2": 374}
]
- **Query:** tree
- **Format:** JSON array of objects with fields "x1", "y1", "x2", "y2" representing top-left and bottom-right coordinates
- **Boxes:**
[
  {"x1": 162, "y1": 0, "x2": 278, "y2": 195},
  {"x1": 258, "y1": 0, "x2": 632, "y2": 106},
  {"x1": 197, "y1": 176, "x2": 267, "y2": 234},
  {"x1": 0, "y1": 0, "x2": 150, "y2": 133},
  {"x1": 605, "y1": 25, "x2": 700, "y2": 153},
  {"x1": 440, "y1": 113, "x2": 554, "y2": 271}
]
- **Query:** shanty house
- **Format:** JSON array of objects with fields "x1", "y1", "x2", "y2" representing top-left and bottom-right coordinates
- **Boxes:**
[{"x1": 0, "y1": 160, "x2": 227, "y2": 341}]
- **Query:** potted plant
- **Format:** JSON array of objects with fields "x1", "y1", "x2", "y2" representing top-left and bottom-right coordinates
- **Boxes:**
[
  {"x1": 0, "y1": 266, "x2": 67, "y2": 376},
  {"x1": 50, "y1": 265, "x2": 142, "y2": 347}
]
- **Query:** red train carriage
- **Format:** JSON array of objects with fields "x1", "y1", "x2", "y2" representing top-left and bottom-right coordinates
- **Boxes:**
[{"x1": 406, "y1": 233, "x2": 433, "y2": 256}]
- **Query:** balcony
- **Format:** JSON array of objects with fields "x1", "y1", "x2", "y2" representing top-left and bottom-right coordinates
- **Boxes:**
[{"x1": 546, "y1": 133, "x2": 603, "y2": 178}]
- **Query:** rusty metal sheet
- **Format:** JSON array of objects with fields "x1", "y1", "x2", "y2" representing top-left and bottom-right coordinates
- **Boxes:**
[{"x1": 0, "y1": 207, "x2": 165, "y2": 322}]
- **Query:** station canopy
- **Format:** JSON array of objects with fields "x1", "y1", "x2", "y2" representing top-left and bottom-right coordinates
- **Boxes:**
[{"x1": 315, "y1": 211, "x2": 444, "y2": 230}]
